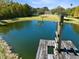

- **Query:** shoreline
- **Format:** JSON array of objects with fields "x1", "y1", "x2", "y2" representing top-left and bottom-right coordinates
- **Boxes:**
[
  {"x1": 0, "y1": 15, "x2": 79, "y2": 25},
  {"x1": 0, "y1": 39, "x2": 22, "y2": 59}
]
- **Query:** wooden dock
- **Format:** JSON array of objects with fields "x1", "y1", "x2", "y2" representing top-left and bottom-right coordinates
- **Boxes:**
[
  {"x1": 36, "y1": 40, "x2": 79, "y2": 59},
  {"x1": 36, "y1": 16, "x2": 79, "y2": 59}
]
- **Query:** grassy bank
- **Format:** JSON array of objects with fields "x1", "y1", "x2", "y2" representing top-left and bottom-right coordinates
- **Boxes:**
[
  {"x1": 0, "y1": 15, "x2": 79, "y2": 25},
  {"x1": 0, "y1": 40, "x2": 22, "y2": 59},
  {"x1": 0, "y1": 15, "x2": 60, "y2": 25}
]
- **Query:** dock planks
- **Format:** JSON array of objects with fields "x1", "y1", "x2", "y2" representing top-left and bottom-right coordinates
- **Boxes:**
[{"x1": 36, "y1": 40, "x2": 79, "y2": 59}]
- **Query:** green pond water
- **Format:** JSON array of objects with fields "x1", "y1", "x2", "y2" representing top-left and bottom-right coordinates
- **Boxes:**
[{"x1": 0, "y1": 20, "x2": 79, "y2": 59}]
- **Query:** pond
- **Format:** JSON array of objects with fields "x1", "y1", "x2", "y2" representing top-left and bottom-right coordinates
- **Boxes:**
[{"x1": 0, "y1": 20, "x2": 79, "y2": 59}]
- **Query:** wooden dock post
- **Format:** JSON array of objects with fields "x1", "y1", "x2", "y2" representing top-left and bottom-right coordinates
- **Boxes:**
[
  {"x1": 54, "y1": 14, "x2": 64, "y2": 53},
  {"x1": 54, "y1": 22, "x2": 61, "y2": 52}
]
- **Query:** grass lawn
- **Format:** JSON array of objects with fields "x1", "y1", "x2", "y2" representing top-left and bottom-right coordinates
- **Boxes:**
[{"x1": 15, "y1": 15, "x2": 59, "y2": 22}]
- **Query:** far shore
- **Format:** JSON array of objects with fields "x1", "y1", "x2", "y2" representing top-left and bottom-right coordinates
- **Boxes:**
[{"x1": 0, "y1": 15, "x2": 79, "y2": 25}]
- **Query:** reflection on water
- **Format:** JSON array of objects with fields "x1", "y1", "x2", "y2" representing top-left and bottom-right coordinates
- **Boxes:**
[
  {"x1": 72, "y1": 24, "x2": 79, "y2": 34},
  {"x1": 37, "y1": 21, "x2": 45, "y2": 26},
  {"x1": 0, "y1": 21, "x2": 32, "y2": 34}
]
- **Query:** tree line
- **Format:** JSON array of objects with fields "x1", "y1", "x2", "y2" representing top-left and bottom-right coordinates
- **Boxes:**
[
  {"x1": 0, "y1": 3, "x2": 35, "y2": 20},
  {"x1": 0, "y1": 2, "x2": 49, "y2": 20},
  {"x1": 51, "y1": 6, "x2": 79, "y2": 18},
  {"x1": 0, "y1": 0, "x2": 79, "y2": 20}
]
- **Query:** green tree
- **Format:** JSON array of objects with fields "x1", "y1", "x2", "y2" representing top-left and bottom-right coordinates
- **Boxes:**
[
  {"x1": 51, "y1": 6, "x2": 65, "y2": 15},
  {"x1": 74, "y1": 6, "x2": 79, "y2": 18},
  {"x1": 36, "y1": 7, "x2": 49, "y2": 15},
  {"x1": 0, "y1": 2, "x2": 33, "y2": 20}
]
